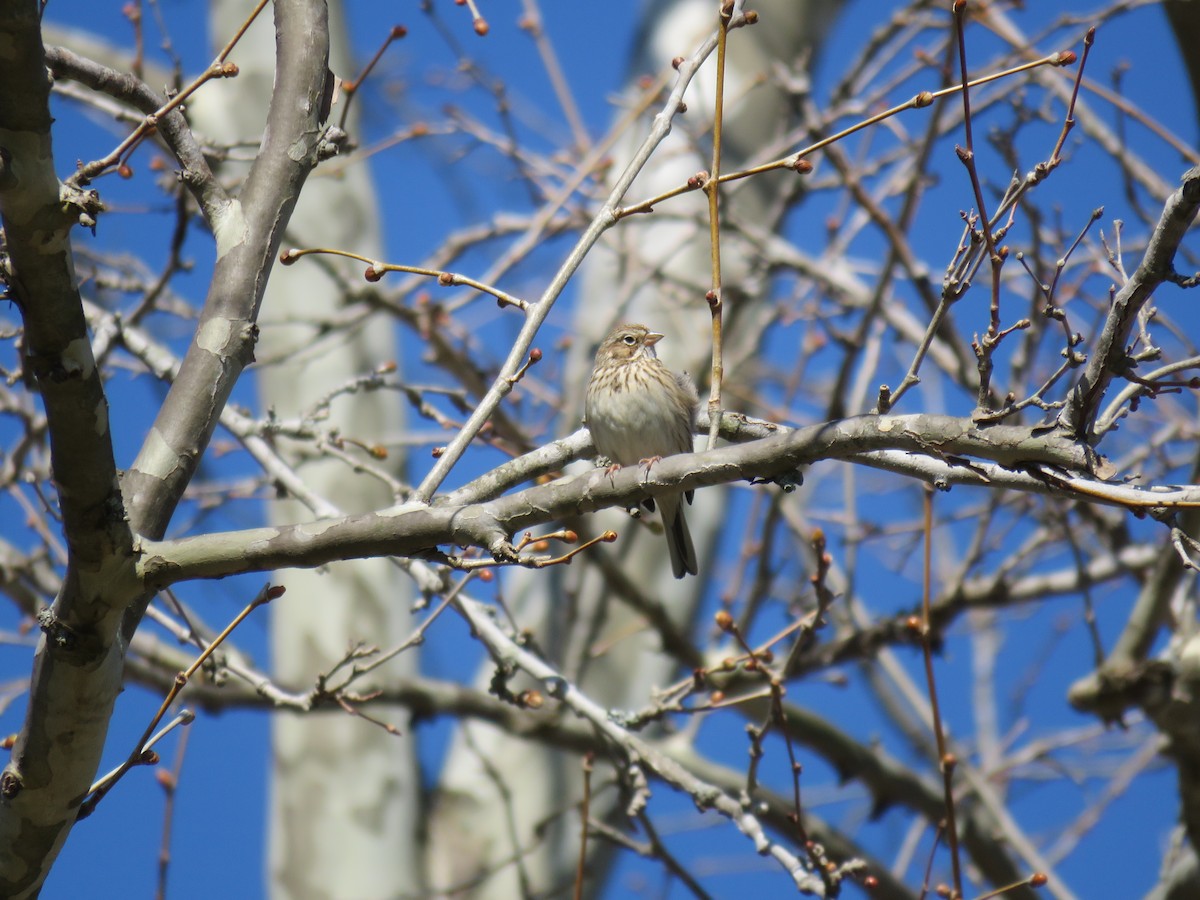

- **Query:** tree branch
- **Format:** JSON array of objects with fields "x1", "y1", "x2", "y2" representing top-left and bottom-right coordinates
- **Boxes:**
[
  {"x1": 1059, "y1": 165, "x2": 1200, "y2": 439},
  {"x1": 121, "y1": 0, "x2": 332, "y2": 541},
  {"x1": 0, "y1": 4, "x2": 137, "y2": 893},
  {"x1": 139, "y1": 413, "x2": 1101, "y2": 586}
]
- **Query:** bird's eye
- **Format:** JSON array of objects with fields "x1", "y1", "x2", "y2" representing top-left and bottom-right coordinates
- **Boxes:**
[{"x1": 623, "y1": 335, "x2": 636, "y2": 345}]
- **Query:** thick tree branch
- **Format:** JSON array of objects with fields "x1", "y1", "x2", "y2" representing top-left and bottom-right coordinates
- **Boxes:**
[
  {"x1": 139, "y1": 414, "x2": 1100, "y2": 586},
  {"x1": 0, "y1": 2, "x2": 330, "y2": 894},
  {"x1": 121, "y1": 0, "x2": 332, "y2": 541},
  {"x1": 0, "y1": 4, "x2": 138, "y2": 893}
]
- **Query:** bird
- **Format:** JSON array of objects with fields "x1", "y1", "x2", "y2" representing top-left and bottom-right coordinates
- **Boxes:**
[{"x1": 585, "y1": 323, "x2": 700, "y2": 578}]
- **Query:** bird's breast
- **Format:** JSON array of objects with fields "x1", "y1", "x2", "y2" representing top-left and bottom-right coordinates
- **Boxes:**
[{"x1": 586, "y1": 379, "x2": 686, "y2": 465}]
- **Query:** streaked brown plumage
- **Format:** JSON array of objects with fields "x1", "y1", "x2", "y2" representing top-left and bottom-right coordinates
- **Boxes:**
[{"x1": 585, "y1": 323, "x2": 699, "y2": 578}]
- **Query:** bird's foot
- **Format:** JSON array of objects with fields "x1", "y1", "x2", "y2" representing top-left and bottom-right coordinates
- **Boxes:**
[{"x1": 638, "y1": 455, "x2": 663, "y2": 471}]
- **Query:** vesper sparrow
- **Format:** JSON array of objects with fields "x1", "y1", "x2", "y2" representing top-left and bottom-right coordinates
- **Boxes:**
[{"x1": 585, "y1": 323, "x2": 700, "y2": 578}]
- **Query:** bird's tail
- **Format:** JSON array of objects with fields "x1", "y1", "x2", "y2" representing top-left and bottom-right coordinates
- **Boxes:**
[{"x1": 662, "y1": 494, "x2": 698, "y2": 578}]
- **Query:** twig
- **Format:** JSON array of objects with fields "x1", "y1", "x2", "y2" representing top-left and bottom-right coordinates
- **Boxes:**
[
  {"x1": 918, "y1": 486, "x2": 963, "y2": 897},
  {"x1": 703, "y1": 2, "x2": 736, "y2": 451},
  {"x1": 78, "y1": 583, "x2": 281, "y2": 816}
]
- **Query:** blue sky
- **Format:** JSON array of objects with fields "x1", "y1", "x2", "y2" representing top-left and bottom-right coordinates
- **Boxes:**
[{"x1": 2, "y1": 1, "x2": 1197, "y2": 897}]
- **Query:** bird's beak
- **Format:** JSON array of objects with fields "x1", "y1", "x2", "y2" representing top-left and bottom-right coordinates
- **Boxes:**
[{"x1": 645, "y1": 332, "x2": 664, "y2": 346}]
